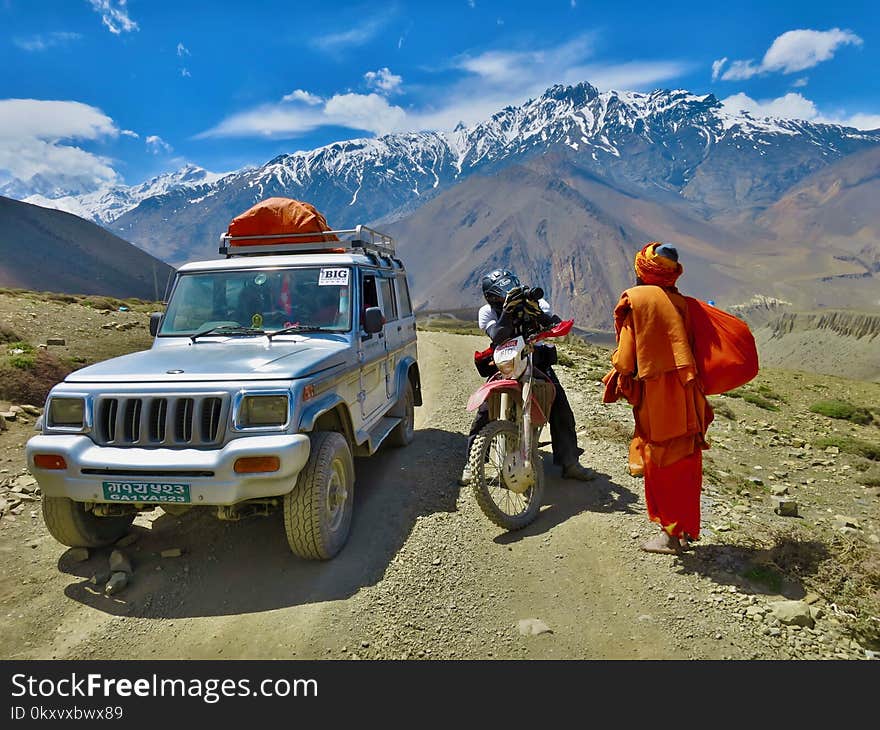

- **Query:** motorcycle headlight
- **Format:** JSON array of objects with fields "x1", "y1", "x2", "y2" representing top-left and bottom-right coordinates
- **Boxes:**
[
  {"x1": 47, "y1": 397, "x2": 86, "y2": 430},
  {"x1": 496, "y1": 358, "x2": 516, "y2": 377},
  {"x1": 236, "y1": 394, "x2": 289, "y2": 429}
]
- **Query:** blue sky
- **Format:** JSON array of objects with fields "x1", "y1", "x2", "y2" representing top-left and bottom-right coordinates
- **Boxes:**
[{"x1": 1, "y1": 0, "x2": 878, "y2": 193}]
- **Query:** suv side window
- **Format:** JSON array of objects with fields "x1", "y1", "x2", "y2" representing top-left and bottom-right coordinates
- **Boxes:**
[
  {"x1": 378, "y1": 277, "x2": 398, "y2": 322},
  {"x1": 361, "y1": 272, "x2": 379, "y2": 328},
  {"x1": 395, "y1": 275, "x2": 413, "y2": 318}
]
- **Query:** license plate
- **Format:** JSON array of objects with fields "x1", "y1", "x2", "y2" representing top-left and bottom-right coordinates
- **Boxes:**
[{"x1": 101, "y1": 481, "x2": 190, "y2": 503}]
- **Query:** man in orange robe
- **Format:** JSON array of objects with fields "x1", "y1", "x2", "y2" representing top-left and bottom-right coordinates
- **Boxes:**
[{"x1": 602, "y1": 242, "x2": 713, "y2": 554}]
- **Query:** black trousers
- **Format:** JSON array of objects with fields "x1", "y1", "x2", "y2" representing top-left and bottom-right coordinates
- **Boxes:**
[{"x1": 466, "y1": 366, "x2": 583, "y2": 468}]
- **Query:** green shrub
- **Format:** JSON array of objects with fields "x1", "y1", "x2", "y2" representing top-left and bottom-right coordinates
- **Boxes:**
[
  {"x1": 810, "y1": 400, "x2": 874, "y2": 426},
  {"x1": 0, "y1": 350, "x2": 72, "y2": 406},
  {"x1": 556, "y1": 352, "x2": 575, "y2": 368},
  {"x1": 815, "y1": 436, "x2": 880, "y2": 462},
  {"x1": 44, "y1": 292, "x2": 79, "y2": 305},
  {"x1": 742, "y1": 564, "x2": 784, "y2": 593},
  {"x1": 0, "y1": 323, "x2": 22, "y2": 344},
  {"x1": 81, "y1": 295, "x2": 124, "y2": 311},
  {"x1": 756, "y1": 384, "x2": 787, "y2": 403},
  {"x1": 710, "y1": 399, "x2": 737, "y2": 420},
  {"x1": 5, "y1": 341, "x2": 35, "y2": 369},
  {"x1": 725, "y1": 385, "x2": 784, "y2": 410},
  {"x1": 742, "y1": 393, "x2": 780, "y2": 411}
]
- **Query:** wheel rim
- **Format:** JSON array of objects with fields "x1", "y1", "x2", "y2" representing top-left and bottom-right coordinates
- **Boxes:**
[
  {"x1": 325, "y1": 457, "x2": 348, "y2": 532},
  {"x1": 481, "y1": 430, "x2": 535, "y2": 518}
]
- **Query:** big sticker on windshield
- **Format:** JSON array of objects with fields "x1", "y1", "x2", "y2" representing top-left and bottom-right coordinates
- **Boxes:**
[{"x1": 319, "y1": 268, "x2": 349, "y2": 286}]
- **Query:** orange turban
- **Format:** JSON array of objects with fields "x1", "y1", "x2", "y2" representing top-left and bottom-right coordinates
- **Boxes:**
[{"x1": 634, "y1": 242, "x2": 683, "y2": 287}]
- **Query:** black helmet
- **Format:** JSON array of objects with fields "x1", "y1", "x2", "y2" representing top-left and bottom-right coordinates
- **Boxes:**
[{"x1": 481, "y1": 269, "x2": 520, "y2": 305}]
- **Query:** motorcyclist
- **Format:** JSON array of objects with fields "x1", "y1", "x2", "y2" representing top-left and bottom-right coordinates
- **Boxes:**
[{"x1": 460, "y1": 268, "x2": 596, "y2": 484}]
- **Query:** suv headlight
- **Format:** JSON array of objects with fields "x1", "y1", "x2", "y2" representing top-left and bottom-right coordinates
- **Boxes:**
[
  {"x1": 234, "y1": 394, "x2": 290, "y2": 430},
  {"x1": 46, "y1": 396, "x2": 89, "y2": 432}
]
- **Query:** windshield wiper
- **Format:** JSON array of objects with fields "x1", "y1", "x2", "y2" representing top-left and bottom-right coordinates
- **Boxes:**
[
  {"x1": 266, "y1": 324, "x2": 335, "y2": 341},
  {"x1": 190, "y1": 325, "x2": 266, "y2": 342}
]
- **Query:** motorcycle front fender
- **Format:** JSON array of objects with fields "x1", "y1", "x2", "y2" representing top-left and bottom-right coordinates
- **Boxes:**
[{"x1": 466, "y1": 378, "x2": 521, "y2": 412}]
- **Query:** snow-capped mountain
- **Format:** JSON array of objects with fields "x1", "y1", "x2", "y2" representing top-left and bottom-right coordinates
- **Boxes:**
[
  {"x1": 22, "y1": 81, "x2": 880, "y2": 265},
  {"x1": 22, "y1": 164, "x2": 226, "y2": 224}
]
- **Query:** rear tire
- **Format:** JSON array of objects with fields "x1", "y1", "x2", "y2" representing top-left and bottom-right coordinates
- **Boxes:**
[
  {"x1": 284, "y1": 431, "x2": 355, "y2": 559},
  {"x1": 469, "y1": 420, "x2": 544, "y2": 531},
  {"x1": 386, "y1": 379, "x2": 415, "y2": 447},
  {"x1": 42, "y1": 496, "x2": 134, "y2": 548}
]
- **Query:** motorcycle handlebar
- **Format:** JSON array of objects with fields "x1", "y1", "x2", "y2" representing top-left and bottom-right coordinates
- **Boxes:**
[{"x1": 531, "y1": 318, "x2": 574, "y2": 342}]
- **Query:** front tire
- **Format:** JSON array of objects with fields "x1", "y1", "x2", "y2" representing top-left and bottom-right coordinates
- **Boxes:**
[
  {"x1": 386, "y1": 379, "x2": 415, "y2": 447},
  {"x1": 469, "y1": 419, "x2": 544, "y2": 531},
  {"x1": 284, "y1": 431, "x2": 355, "y2": 559},
  {"x1": 42, "y1": 496, "x2": 134, "y2": 548}
]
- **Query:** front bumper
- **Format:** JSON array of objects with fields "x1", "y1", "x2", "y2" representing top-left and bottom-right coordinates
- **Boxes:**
[{"x1": 25, "y1": 433, "x2": 311, "y2": 505}]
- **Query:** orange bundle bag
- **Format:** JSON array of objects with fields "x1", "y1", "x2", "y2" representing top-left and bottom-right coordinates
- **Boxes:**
[
  {"x1": 227, "y1": 197, "x2": 339, "y2": 246},
  {"x1": 686, "y1": 298, "x2": 759, "y2": 395}
]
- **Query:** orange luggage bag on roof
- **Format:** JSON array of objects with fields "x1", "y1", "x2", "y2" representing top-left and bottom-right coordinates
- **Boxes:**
[{"x1": 227, "y1": 197, "x2": 339, "y2": 246}]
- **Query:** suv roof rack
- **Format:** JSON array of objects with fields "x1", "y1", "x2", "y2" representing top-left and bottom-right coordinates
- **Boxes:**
[{"x1": 219, "y1": 225, "x2": 395, "y2": 259}]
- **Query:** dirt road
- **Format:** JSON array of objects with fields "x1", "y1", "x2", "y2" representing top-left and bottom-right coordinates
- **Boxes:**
[{"x1": 0, "y1": 332, "x2": 871, "y2": 660}]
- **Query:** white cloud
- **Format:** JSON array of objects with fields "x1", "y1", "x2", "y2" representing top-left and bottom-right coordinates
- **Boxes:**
[
  {"x1": 720, "y1": 59, "x2": 760, "y2": 81},
  {"x1": 762, "y1": 28, "x2": 862, "y2": 73},
  {"x1": 145, "y1": 135, "x2": 173, "y2": 154},
  {"x1": 282, "y1": 89, "x2": 323, "y2": 105},
  {"x1": 364, "y1": 67, "x2": 403, "y2": 95},
  {"x1": 844, "y1": 113, "x2": 880, "y2": 131},
  {"x1": 0, "y1": 99, "x2": 118, "y2": 141},
  {"x1": 791, "y1": 77, "x2": 808, "y2": 88},
  {"x1": 324, "y1": 93, "x2": 407, "y2": 134},
  {"x1": 120, "y1": 129, "x2": 139, "y2": 138},
  {"x1": 87, "y1": 0, "x2": 138, "y2": 35},
  {"x1": 14, "y1": 32, "x2": 81, "y2": 52},
  {"x1": 711, "y1": 57, "x2": 727, "y2": 81},
  {"x1": 199, "y1": 93, "x2": 407, "y2": 139},
  {"x1": 722, "y1": 92, "x2": 819, "y2": 120},
  {"x1": 722, "y1": 91, "x2": 880, "y2": 130},
  {"x1": 181, "y1": 68, "x2": 191, "y2": 78},
  {"x1": 719, "y1": 28, "x2": 862, "y2": 81},
  {"x1": 0, "y1": 99, "x2": 121, "y2": 194},
  {"x1": 468, "y1": 0, "x2": 475, "y2": 7},
  {"x1": 199, "y1": 33, "x2": 691, "y2": 139},
  {"x1": 311, "y1": 15, "x2": 389, "y2": 53},
  {"x1": 177, "y1": 42, "x2": 190, "y2": 57}
]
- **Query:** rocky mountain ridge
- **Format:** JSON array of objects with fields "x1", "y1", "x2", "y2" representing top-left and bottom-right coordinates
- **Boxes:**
[{"x1": 19, "y1": 82, "x2": 880, "y2": 266}]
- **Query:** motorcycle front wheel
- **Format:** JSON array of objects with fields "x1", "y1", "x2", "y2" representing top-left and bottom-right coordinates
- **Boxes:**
[{"x1": 469, "y1": 419, "x2": 544, "y2": 531}]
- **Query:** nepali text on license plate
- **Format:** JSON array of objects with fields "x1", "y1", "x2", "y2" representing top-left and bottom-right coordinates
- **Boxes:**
[{"x1": 101, "y1": 481, "x2": 190, "y2": 503}]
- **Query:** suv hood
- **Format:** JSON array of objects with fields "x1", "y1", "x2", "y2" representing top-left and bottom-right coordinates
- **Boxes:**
[{"x1": 64, "y1": 337, "x2": 350, "y2": 383}]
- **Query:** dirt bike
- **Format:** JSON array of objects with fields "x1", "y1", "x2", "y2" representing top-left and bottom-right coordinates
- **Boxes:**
[{"x1": 466, "y1": 317, "x2": 574, "y2": 530}]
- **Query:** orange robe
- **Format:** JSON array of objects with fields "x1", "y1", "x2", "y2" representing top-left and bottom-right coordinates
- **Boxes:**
[{"x1": 602, "y1": 286, "x2": 713, "y2": 539}]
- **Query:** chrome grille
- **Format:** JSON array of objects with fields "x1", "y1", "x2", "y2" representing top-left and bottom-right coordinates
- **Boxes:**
[{"x1": 95, "y1": 394, "x2": 228, "y2": 447}]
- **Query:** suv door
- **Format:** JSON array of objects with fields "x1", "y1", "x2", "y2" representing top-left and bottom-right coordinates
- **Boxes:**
[
  {"x1": 394, "y1": 272, "x2": 417, "y2": 354},
  {"x1": 377, "y1": 274, "x2": 399, "y2": 399},
  {"x1": 358, "y1": 271, "x2": 390, "y2": 422}
]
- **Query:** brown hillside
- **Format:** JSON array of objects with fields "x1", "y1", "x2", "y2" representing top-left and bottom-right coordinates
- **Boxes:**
[{"x1": 0, "y1": 196, "x2": 174, "y2": 300}]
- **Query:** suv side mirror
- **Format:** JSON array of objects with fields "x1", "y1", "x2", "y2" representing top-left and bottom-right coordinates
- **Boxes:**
[
  {"x1": 149, "y1": 312, "x2": 164, "y2": 337},
  {"x1": 363, "y1": 307, "x2": 384, "y2": 334}
]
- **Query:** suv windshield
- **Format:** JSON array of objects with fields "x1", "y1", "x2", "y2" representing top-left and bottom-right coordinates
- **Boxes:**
[{"x1": 160, "y1": 266, "x2": 352, "y2": 336}]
